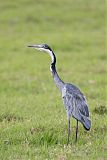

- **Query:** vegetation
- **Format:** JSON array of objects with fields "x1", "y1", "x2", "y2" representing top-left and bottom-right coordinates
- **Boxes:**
[{"x1": 0, "y1": 0, "x2": 106, "y2": 159}]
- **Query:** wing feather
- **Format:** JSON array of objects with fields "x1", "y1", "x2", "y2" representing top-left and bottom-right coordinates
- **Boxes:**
[{"x1": 62, "y1": 83, "x2": 91, "y2": 130}]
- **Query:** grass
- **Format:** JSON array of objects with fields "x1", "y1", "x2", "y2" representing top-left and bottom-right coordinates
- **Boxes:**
[{"x1": 0, "y1": 0, "x2": 106, "y2": 159}]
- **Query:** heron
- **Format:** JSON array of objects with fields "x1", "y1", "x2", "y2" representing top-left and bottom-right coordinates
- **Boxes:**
[{"x1": 28, "y1": 44, "x2": 91, "y2": 144}]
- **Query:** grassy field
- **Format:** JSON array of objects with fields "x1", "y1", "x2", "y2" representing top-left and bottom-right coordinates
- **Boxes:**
[{"x1": 0, "y1": 0, "x2": 106, "y2": 159}]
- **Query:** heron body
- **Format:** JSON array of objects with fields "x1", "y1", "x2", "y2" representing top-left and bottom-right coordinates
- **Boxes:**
[{"x1": 28, "y1": 44, "x2": 91, "y2": 143}]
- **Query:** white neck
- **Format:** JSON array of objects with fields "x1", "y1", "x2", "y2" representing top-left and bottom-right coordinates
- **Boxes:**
[{"x1": 46, "y1": 50, "x2": 54, "y2": 63}]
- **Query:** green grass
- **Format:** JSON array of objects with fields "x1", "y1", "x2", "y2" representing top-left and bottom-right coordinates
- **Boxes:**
[{"x1": 0, "y1": 0, "x2": 106, "y2": 159}]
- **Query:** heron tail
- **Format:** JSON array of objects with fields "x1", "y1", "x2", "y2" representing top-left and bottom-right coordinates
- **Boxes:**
[{"x1": 82, "y1": 116, "x2": 91, "y2": 130}]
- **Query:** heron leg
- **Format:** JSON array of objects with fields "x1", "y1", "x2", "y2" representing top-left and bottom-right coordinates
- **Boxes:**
[
  {"x1": 75, "y1": 120, "x2": 78, "y2": 142},
  {"x1": 67, "y1": 117, "x2": 70, "y2": 145}
]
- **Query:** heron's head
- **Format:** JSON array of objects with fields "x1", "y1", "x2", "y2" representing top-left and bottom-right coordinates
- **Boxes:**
[
  {"x1": 28, "y1": 44, "x2": 52, "y2": 53},
  {"x1": 28, "y1": 44, "x2": 56, "y2": 64}
]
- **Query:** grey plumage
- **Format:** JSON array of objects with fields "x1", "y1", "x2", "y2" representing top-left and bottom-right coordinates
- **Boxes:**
[{"x1": 28, "y1": 44, "x2": 91, "y2": 143}]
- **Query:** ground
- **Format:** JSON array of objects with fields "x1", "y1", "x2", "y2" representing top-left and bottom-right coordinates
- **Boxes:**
[{"x1": 0, "y1": 0, "x2": 106, "y2": 159}]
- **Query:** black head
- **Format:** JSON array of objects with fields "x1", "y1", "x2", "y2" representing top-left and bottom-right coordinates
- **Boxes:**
[
  {"x1": 28, "y1": 43, "x2": 56, "y2": 65},
  {"x1": 28, "y1": 44, "x2": 52, "y2": 52}
]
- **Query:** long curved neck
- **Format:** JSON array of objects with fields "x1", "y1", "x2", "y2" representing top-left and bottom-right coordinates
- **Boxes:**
[{"x1": 48, "y1": 50, "x2": 64, "y2": 92}]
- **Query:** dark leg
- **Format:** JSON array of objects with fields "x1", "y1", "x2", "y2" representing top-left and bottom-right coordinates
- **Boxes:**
[
  {"x1": 75, "y1": 120, "x2": 78, "y2": 142},
  {"x1": 67, "y1": 117, "x2": 70, "y2": 145}
]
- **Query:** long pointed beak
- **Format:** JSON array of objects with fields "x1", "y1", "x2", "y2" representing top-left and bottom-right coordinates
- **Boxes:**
[{"x1": 28, "y1": 44, "x2": 42, "y2": 48}]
